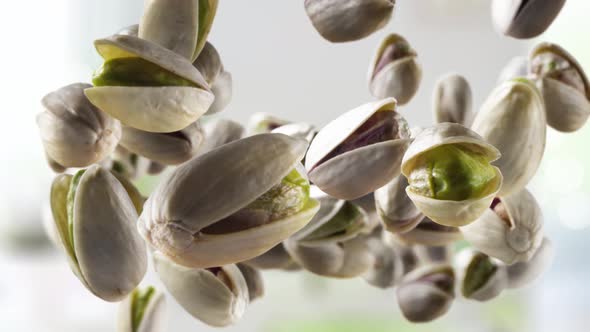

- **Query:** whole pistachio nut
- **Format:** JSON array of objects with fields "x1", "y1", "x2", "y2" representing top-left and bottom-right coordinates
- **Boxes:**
[
  {"x1": 139, "y1": 134, "x2": 320, "y2": 268},
  {"x1": 37, "y1": 83, "x2": 121, "y2": 170},
  {"x1": 119, "y1": 121, "x2": 204, "y2": 165},
  {"x1": 306, "y1": 98, "x2": 411, "y2": 200},
  {"x1": 375, "y1": 175, "x2": 424, "y2": 234},
  {"x1": 529, "y1": 42, "x2": 590, "y2": 132},
  {"x1": 414, "y1": 245, "x2": 453, "y2": 265},
  {"x1": 395, "y1": 217, "x2": 462, "y2": 247},
  {"x1": 139, "y1": 0, "x2": 218, "y2": 61},
  {"x1": 455, "y1": 249, "x2": 508, "y2": 302},
  {"x1": 193, "y1": 42, "x2": 233, "y2": 115},
  {"x1": 242, "y1": 243, "x2": 300, "y2": 271},
  {"x1": 50, "y1": 165, "x2": 147, "y2": 301},
  {"x1": 433, "y1": 74, "x2": 473, "y2": 126},
  {"x1": 117, "y1": 286, "x2": 166, "y2": 332},
  {"x1": 460, "y1": 188, "x2": 543, "y2": 265},
  {"x1": 154, "y1": 252, "x2": 248, "y2": 327},
  {"x1": 198, "y1": 118, "x2": 245, "y2": 155},
  {"x1": 396, "y1": 264, "x2": 455, "y2": 323},
  {"x1": 401, "y1": 123, "x2": 503, "y2": 227},
  {"x1": 271, "y1": 123, "x2": 318, "y2": 145},
  {"x1": 472, "y1": 79, "x2": 545, "y2": 196},
  {"x1": 506, "y1": 237, "x2": 554, "y2": 289},
  {"x1": 498, "y1": 56, "x2": 530, "y2": 83},
  {"x1": 246, "y1": 112, "x2": 292, "y2": 135},
  {"x1": 368, "y1": 34, "x2": 422, "y2": 105},
  {"x1": 491, "y1": 0, "x2": 566, "y2": 39},
  {"x1": 362, "y1": 228, "x2": 403, "y2": 288},
  {"x1": 304, "y1": 0, "x2": 395, "y2": 43},
  {"x1": 85, "y1": 34, "x2": 214, "y2": 133},
  {"x1": 236, "y1": 263, "x2": 265, "y2": 302}
]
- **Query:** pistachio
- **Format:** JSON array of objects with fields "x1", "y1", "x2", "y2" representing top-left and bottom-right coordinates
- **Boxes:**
[
  {"x1": 491, "y1": 0, "x2": 566, "y2": 39},
  {"x1": 402, "y1": 123, "x2": 503, "y2": 227},
  {"x1": 375, "y1": 175, "x2": 424, "y2": 234},
  {"x1": 506, "y1": 237, "x2": 554, "y2": 288},
  {"x1": 37, "y1": 83, "x2": 121, "y2": 170},
  {"x1": 109, "y1": 145, "x2": 150, "y2": 180},
  {"x1": 246, "y1": 112, "x2": 292, "y2": 135},
  {"x1": 529, "y1": 42, "x2": 590, "y2": 132},
  {"x1": 50, "y1": 165, "x2": 147, "y2": 301},
  {"x1": 455, "y1": 249, "x2": 508, "y2": 302},
  {"x1": 193, "y1": 42, "x2": 233, "y2": 114},
  {"x1": 498, "y1": 56, "x2": 530, "y2": 83},
  {"x1": 241, "y1": 243, "x2": 300, "y2": 271},
  {"x1": 117, "y1": 24, "x2": 139, "y2": 37},
  {"x1": 304, "y1": 0, "x2": 395, "y2": 43},
  {"x1": 154, "y1": 252, "x2": 248, "y2": 327},
  {"x1": 433, "y1": 74, "x2": 473, "y2": 126},
  {"x1": 271, "y1": 123, "x2": 317, "y2": 145},
  {"x1": 236, "y1": 263, "x2": 265, "y2": 302},
  {"x1": 198, "y1": 118, "x2": 245, "y2": 155},
  {"x1": 117, "y1": 286, "x2": 166, "y2": 332},
  {"x1": 85, "y1": 34, "x2": 213, "y2": 133},
  {"x1": 306, "y1": 98, "x2": 411, "y2": 200},
  {"x1": 414, "y1": 245, "x2": 453, "y2": 265},
  {"x1": 395, "y1": 217, "x2": 462, "y2": 247},
  {"x1": 461, "y1": 188, "x2": 544, "y2": 265},
  {"x1": 362, "y1": 227, "x2": 403, "y2": 289},
  {"x1": 368, "y1": 34, "x2": 422, "y2": 105},
  {"x1": 139, "y1": 134, "x2": 319, "y2": 268}
]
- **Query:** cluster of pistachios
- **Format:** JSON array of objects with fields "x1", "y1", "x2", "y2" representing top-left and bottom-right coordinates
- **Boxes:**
[{"x1": 36, "y1": 0, "x2": 582, "y2": 329}]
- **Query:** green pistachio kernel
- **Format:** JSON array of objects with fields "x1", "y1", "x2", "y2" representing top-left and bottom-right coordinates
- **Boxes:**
[
  {"x1": 408, "y1": 144, "x2": 497, "y2": 201},
  {"x1": 131, "y1": 286, "x2": 156, "y2": 332},
  {"x1": 92, "y1": 57, "x2": 197, "y2": 87},
  {"x1": 462, "y1": 253, "x2": 497, "y2": 298},
  {"x1": 305, "y1": 202, "x2": 364, "y2": 241},
  {"x1": 66, "y1": 169, "x2": 86, "y2": 255}
]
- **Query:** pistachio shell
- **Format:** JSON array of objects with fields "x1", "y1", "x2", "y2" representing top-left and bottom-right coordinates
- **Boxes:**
[
  {"x1": 193, "y1": 42, "x2": 232, "y2": 115},
  {"x1": 414, "y1": 245, "x2": 452, "y2": 265},
  {"x1": 37, "y1": 83, "x2": 121, "y2": 169},
  {"x1": 271, "y1": 123, "x2": 317, "y2": 144},
  {"x1": 208, "y1": 71, "x2": 233, "y2": 115},
  {"x1": 375, "y1": 175, "x2": 424, "y2": 234},
  {"x1": 395, "y1": 217, "x2": 462, "y2": 246},
  {"x1": 246, "y1": 112, "x2": 292, "y2": 135},
  {"x1": 402, "y1": 123, "x2": 503, "y2": 227},
  {"x1": 236, "y1": 263, "x2": 265, "y2": 302},
  {"x1": 306, "y1": 98, "x2": 411, "y2": 200},
  {"x1": 117, "y1": 288, "x2": 166, "y2": 332},
  {"x1": 198, "y1": 118, "x2": 245, "y2": 155},
  {"x1": 492, "y1": 0, "x2": 566, "y2": 39},
  {"x1": 506, "y1": 237, "x2": 554, "y2": 288},
  {"x1": 241, "y1": 243, "x2": 300, "y2": 271},
  {"x1": 117, "y1": 24, "x2": 139, "y2": 37},
  {"x1": 139, "y1": 134, "x2": 319, "y2": 268},
  {"x1": 154, "y1": 252, "x2": 248, "y2": 327},
  {"x1": 497, "y1": 56, "x2": 529, "y2": 83},
  {"x1": 460, "y1": 188, "x2": 543, "y2": 265},
  {"x1": 455, "y1": 249, "x2": 507, "y2": 302},
  {"x1": 362, "y1": 229, "x2": 403, "y2": 288},
  {"x1": 304, "y1": 0, "x2": 394, "y2": 43},
  {"x1": 433, "y1": 74, "x2": 473, "y2": 126}
]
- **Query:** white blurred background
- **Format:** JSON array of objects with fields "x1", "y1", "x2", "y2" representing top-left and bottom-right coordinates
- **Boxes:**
[{"x1": 1, "y1": 1, "x2": 590, "y2": 331}]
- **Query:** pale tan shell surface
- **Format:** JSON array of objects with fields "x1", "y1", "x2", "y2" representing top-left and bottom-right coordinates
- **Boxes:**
[
  {"x1": 290, "y1": 185, "x2": 345, "y2": 242},
  {"x1": 271, "y1": 123, "x2": 317, "y2": 144},
  {"x1": 491, "y1": 0, "x2": 566, "y2": 39},
  {"x1": 241, "y1": 243, "x2": 299, "y2": 271},
  {"x1": 432, "y1": 74, "x2": 473, "y2": 126},
  {"x1": 117, "y1": 289, "x2": 166, "y2": 332},
  {"x1": 454, "y1": 249, "x2": 508, "y2": 302},
  {"x1": 236, "y1": 263, "x2": 265, "y2": 302},
  {"x1": 506, "y1": 237, "x2": 554, "y2": 288},
  {"x1": 395, "y1": 218, "x2": 462, "y2": 247},
  {"x1": 193, "y1": 41, "x2": 223, "y2": 84},
  {"x1": 207, "y1": 70, "x2": 233, "y2": 115},
  {"x1": 374, "y1": 175, "x2": 424, "y2": 234},
  {"x1": 362, "y1": 231, "x2": 403, "y2": 288},
  {"x1": 198, "y1": 118, "x2": 244, "y2": 155}
]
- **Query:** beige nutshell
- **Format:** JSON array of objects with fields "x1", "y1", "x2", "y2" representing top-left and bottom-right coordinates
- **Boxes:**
[
  {"x1": 491, "y1": 0, "x2": 566, "y2": 39},
  {"x1": 117, "y1": 287, "x2": 167, "y2": 332}
]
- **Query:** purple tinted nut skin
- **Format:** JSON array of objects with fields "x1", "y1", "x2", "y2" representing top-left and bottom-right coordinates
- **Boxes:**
[{"x1": 492, "y1": 0, "x2": 566, "y2": 39}]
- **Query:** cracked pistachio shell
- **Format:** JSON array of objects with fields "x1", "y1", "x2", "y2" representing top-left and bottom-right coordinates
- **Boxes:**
[
  {"x1": 433, "y1": 74, "x2": 473, "y2": 126},
  {"x1": 50, "y1": 165, "x2": 147, "y2": 302},
  {"x1": 117, "y1": 287, "x2": 166, "y2": 332},
  {"x1": 306, "y1": 98, "x2": 411, "y2": 200},
  {"x1": 492, "y1": 0, "x2": 565, "y2": 39},
  {"x1": 242, "y1": 243, "x2": 300, "y2": 271},
  {"x1": 37, "y1": 83, "x2": 121, "y2": 170},
  {"x1": 368, "y1": 34, "x2": 422, "y2": 105},
  {"x1": 401, "y1": 123, "x2": 503, "y2": 227},
  {"x1": 139, "y1": 0, "x2": 218, "y2": 61},
  {"x1": 198, "y1": 118, "x2": 245, "y2": 155},
  {"x1": 120, "y1": 121, "x2": 204, "y2": 165},
  {"x1": 236, "y1": 263, "x2": 265, "y2": 302},
  {"x1": 246, "y1": 112, "x2": 292, "y2": 135},
  {"x1": 304, "y1": 0, "x2": 394, "y2": 43},
  {"x1": 455, "y1": 249, "x2": 507, "y2": 302},
  {"x1": 362, "y1": 228, "x2": 403, "y2": 288},
  {"x1": 85, "y1": 34, "x2": 213, "y2": 133},
  {"x1": 138, "y1": 134, "x2": 319, "y2": 268},
  {"x1": 472, "y1": 79, "x2": 545, "y2": 196},
  {"x1": 193, "y1": 42, "x2": 233, "y2": 115},
  {"x1": 498, "y1": 56, "x2": 530, "y2": 83},
  {"x1": 271, "y1": 123, "x2": 317, "y2": 144},
  {"x1": 154, "y1": 252, "x2": 248, "y2": 327},
  {"x1": 396, "y1": 264, "x2": 455, "y2": 323},
  {"x1": 394, "y1": 217, "x2": 462, "y2": 247},
  {"x1": 460, "y1": 188, "x2": 543, "y2": 265},
  {"x1": 506, "y1": 237, "x2": 554, "y2": 289},
  {"x1": 375, "y1": 175, "x2": 424, "y2": 234},
  {"x1": 529, "y1": 42, "x2": 590, "y2": 132}
]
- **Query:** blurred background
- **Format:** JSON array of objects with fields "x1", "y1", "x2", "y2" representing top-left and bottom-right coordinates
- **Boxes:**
[{"x1": 1, "y1": 0, "x2": 590, "y2": 331}]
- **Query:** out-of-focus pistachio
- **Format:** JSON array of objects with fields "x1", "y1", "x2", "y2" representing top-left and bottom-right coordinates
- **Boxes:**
[
  {"x1": 362, "y1": 227, "x2": 403, "y2": 288},
  {"x1": 236, "y1": 263, "x2": 265, "y2": 302},
  {"x1": 498, "y1": 56, "x2": 529, "y2": 83},
  {"x1": 375, "y1": 175, "x2": 424, "y2": 234},
  {"x1": 117, "y1": 286, "x2": 166, "y2": 332},
  {"x1": 455, "y1": 249, "x2": 507, "y2": 302},
  {"x1": 304, "y1": 0, "x2": 395, "y2": 43},
  {"x1": 117, "y1": 24, "x2": 139, "y2": 36},
  {"x1": 271, "y1": 123, "x2": 317, "y2": 145},
  {"x1": 242, "y1": 243, "x2": 300, "y2": 271},
  {"x1": 246, "y1": 112, "x2": 292, "y2": 136},
  {"x1": 414, "y1": 245, "x2": 453, "y2": 265},
  {"x1": 306, "y1": 98, "x2": 411, "y2": 200},
  {"x1": 198, "y1": 118, "x2": 245, "y2": 155},
  {"x1": 506, "y1": 237, "x2": 554, "y2": 289},
  {"x1": 433, "y1": 74, "x2": 473, "y2": 126},
  {"x1": 395, "y1": 217, "x2": 462, "y2": 247},
  {"x1": 193, "y1": 42, "x2": 233, "y2": 114},
  {"x1": 491, "y1": 0, "x2": 566, "y2": 39},
  {"x1": 50, "y1": 165, "x2": 147, "y2": 301},
  {"x1": 368, "y1": 34, "x2": 422, "y2": 105},
  {"x1": 37, "y1": 83, "x2": 121, "y2": 171}
]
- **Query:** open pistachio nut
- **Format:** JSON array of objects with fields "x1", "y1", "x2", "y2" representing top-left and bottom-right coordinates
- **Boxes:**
[
  {"x1": 498, "y1": 56, "x2": 530, "y2": 83},
  {"x1": 401, "y1": 123, "x2": 503, "y2": 227},
  {"x1": 304, "y1": 0, "x2": 395, "y2": 43},
  {"x1": 395, "y1": 217, "x2": 462, "y2": 247},
  {"x1": 529, "y1": 42, "x2": 590, "y2": 132},
  {"x1": 472, "y1": 79, "x2": 545, "y2": 196},
  {"x1": 117, "y1": 286, "x2": 166, "y2": 332},
  {"x1": 246, "y1": 112, "x2": 292, "y2": 135},
  {"x1": 368, "y1": 34, "x2": 422, "y2": 105},
  {"x1": 193, "y1": 42, "x2": 233, "y2": 114},
  {"x1": 154, "y1": 252, "x2": 248, "y2": 327},
  {"x1": 139, "y1": 0, "x2": 218, "y2": 61},
  {"x1": 455, "y1": 249, "x2": 508, "y2": 302},
  {"x1": 37, "y1": 83, "x2": 121, "y2": 170},
  {"x1": 396, "y1": 264, "x2": 455, "y2": 323},
  {"x1": 433, "y1": 74, "x2": 473, "y2": 126},
  {"x1": 85, "y1": 34, "x2": 214, "y2": 133},
  {"x1": 375, "y1": 175, "x2": 424, "y2": 234},
  {"x1": 236, "y1": 263, "x2": 265, "y2": 302},
  {"x1": 506, "y1": 237, "x2": 554, "y2": 289},
  {"x1": 138, "y1": 133, "x2": 320, "y2": 268},
  {"x1": 50, "y1": 165, "x2": 147, "y2": 301},
  {"x1": 306, "y1": 98, "x2": 411, "y2": 200},
  {"x1": 461, "y1": 188, "x2": 543, "y2": 265},
  {"x1": 242, "y1": 243, "x2": 300, "y2": 271},
  {"x1": 491, "y1": 0, "x2": 566, "y2": 39},
  {"x1": 198, "y1": 118, "x2": 245, "y2": 155}
]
